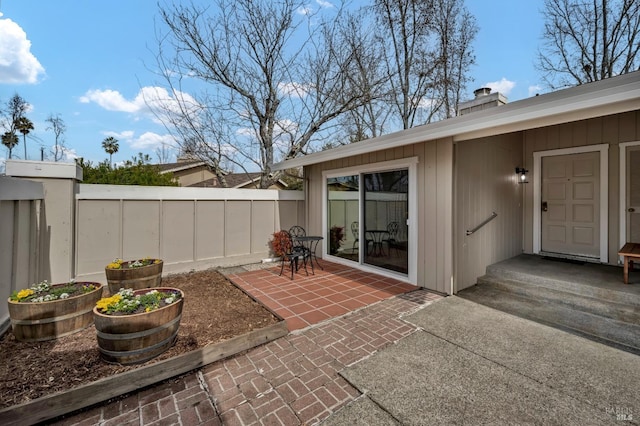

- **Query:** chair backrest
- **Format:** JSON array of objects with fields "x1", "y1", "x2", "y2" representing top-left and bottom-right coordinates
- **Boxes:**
[
  {"x1": 351, "y1": 221, "x2": 359, "y2": 238},
  {"x1": 387, "y1": 221, "x2": 399, "y2": 238},
  {"x1": 289, "y1": 225, "x2": 306, "y2": 238}
]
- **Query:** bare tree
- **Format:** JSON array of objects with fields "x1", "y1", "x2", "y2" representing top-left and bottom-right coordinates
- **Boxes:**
[
  {"x1": 537, "y1": 0, "x2": 640, "y2": 89},
  {"x1": 45, "y1": 114, "x2": 66, "y2": 162},
  {"x1": 373, "y1": 0, "x2": 476, "y2": 129},
  {"x1": 333, "y1": 10, "x2": 392, "y2": 144},
  {"x1": 153, "y1": 0, "x2": 373, "y2": 188},
  {"x1": 431, "y1": 0, "x2": 478, "y2": 119},
  {"x1": 155, "y1": 143, "x2": 173, "y2": 164}
]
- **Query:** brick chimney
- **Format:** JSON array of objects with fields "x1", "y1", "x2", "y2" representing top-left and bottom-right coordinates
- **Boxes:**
[{"x1": 457, "y1": 87, "x2": 508, "y2": 116}]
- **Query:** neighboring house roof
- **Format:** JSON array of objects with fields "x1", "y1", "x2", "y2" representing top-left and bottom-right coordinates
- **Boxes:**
[
  {"x1": 157, "y1": 161, "x2": 207, "y2": 174},
  {"x1": 188, "y1": 172, "x2": 289, "y2": 189},
  {"x1": 273, "y1": 71, "x2": 640, "y2": 170}
]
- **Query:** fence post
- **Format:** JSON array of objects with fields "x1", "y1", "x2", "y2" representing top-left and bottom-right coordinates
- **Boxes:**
[{"x1": 5, "y1": 160, "x2": 83, "y2": 283}]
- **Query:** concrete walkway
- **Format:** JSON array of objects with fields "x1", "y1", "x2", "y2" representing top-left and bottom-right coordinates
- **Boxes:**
[{"x1": 328, "y1": 296, "x2": 640, "y2": 425}]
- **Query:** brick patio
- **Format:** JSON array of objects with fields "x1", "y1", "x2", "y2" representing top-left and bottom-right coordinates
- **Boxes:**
[
  {"x1": 50, "y1": 264, "x2": 443, "y2": 426},
  {"x1": 228, "y1": 261, "x2": 418, "y2": 331}
]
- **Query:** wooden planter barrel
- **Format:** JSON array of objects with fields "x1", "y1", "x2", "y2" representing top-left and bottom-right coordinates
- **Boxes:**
[
  {"x1": 8, "y1": 283, "x2": 104, "y2": 342},
  {"x1": 93, "y1": 287, "x2": 184, "y2": 365},
  {"x1": 105, "y1": 259, "x2": 163, "y2": 294}
]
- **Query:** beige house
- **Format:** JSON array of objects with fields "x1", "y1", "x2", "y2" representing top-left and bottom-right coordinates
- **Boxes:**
[
  {"x1": 158, "y1": 160, "x2": 288, "y2": 189},
  {"x1": 273, "y1": 71, "x2": 640, "y2": 295}
]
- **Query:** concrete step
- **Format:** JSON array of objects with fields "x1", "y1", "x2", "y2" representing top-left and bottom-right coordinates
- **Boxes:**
[
  {"x1": 485, "y1": 261, "x2": 640, "y2": 308},
  {"x1": 458, "y1": 283, "x2": 640, "y2": 355},
  {"x1": 476, "y1": 276, "x2": 640, "y2": 324}
]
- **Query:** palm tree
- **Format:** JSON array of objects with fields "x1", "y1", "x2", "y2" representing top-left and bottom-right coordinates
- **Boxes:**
[
  {"x1": 16, "y1": 116, "x2": 34, "y2": 160},
  {"x1": 2, "y1": 132, "x2": 19, "y2": 159},
  {"x1": 101, "y1": 136, "x2": 119, "y2": 168}
]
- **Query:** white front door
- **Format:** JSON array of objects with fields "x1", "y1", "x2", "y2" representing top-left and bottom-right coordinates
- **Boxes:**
[
  {"x1": 541, "y1": 151, "x2": 600, "y2": 258},
  {"x1": 626, "y1": 146, "x2": 640, "y2": 242}
]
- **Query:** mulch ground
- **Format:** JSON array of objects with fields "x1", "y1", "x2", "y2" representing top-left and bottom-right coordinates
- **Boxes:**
[{"x1": 0, "y1": 268, "x2": 280, "y2": 409}]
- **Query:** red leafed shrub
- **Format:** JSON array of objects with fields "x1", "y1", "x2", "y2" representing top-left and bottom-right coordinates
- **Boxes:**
[{"x1": 271, "y1": 230, "x2": 290, "y2": 257}]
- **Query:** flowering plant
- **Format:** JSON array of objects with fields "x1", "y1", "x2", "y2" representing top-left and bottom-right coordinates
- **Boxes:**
[
  {"x1": 96, "y1": 288, "x2": 181, "y2": 315},
  {"x1": 10, "y1": 280, "x2": 99, "y2": 303},
  {"x1": 106, "y1": 257, "x2": 162, "y2": 270}
]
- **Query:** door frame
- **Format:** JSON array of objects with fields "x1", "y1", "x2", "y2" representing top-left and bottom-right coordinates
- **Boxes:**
[
  {"x1": 619, "y1": 141, "x2": 640, "y2": 262},
  {"x1": 533, "y1": 144, "x2": 608, "y2": 263}
]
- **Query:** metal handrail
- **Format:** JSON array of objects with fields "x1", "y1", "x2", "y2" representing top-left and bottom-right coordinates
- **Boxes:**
[{"x1": 466, "y1": 212, "x2": 497, "y2": 236}]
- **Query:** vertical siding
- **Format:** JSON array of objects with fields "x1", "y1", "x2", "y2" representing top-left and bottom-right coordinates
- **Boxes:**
[
  {"x1": 523, "y1": 111, "x2": 640, "y2": 264},
  {"x1": 306, "y1": 139, "x2": 454, "y2": 294},
  {"x1": 455, "y1": 133, "x2": 524, "y2": 291}
]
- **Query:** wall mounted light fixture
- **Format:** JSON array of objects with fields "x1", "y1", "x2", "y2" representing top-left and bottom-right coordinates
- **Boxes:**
[{"x1": 515, "y1": 167, "x2": 528, "y2": 184}]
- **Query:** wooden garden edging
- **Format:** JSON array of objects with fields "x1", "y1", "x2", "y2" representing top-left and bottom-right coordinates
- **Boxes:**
[{"x1": 0, "y1": 319, "x2": 288, "y2": 425}]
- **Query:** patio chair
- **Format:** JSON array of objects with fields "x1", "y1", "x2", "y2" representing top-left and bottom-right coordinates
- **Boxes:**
[
  {"x1": 351, "y1": 221, "x2": 373, "y2": 255},
  {"x1": 279, "y1": 230, "x2": 310, "y2": 280},
  {"x1": 383, "y1": 221, "x2": 400, "y2": 256},
  {"x1": 289, "y1": 225, "x2": 306, "y2": 239},
  {"x1": 289, "y1": 225, "x2": 310, "y2": 257}
]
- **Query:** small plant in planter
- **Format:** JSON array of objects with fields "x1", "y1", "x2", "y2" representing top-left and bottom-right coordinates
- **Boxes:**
[
  {"x1": 11, "y1": 280, "x2": 99, "y2": 303},
  {"x1": 93, "y1": 287, "x2": 184, "y2": 365},
  {"x1": 95, "y1": 288, "x2": 181, "y2": 315},
  {"x1": 329, "y1": 226, "x2": 345, "y2": 255},
  {"x1": 8, "y1": 280, "x2": 104, "y2": 341},
  {"x1": 104, "y1": 257, "x2": 164, "y2": 294},
  {"x1": 106, "y1": 257, "x2": 161, "y2": 270}
]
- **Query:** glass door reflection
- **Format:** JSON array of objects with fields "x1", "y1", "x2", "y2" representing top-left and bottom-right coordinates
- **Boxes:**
[{"x1": 363, "y1": 170, "x2": 408, "y2": 274}]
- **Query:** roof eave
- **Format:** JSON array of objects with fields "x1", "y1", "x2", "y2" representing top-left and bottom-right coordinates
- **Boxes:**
[{"x1": 273, "y1": 71, "x2": 640, "y2": 170}]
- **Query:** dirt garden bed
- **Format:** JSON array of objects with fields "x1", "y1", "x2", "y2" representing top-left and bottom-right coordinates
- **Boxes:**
[{"x1": 0, "y1": 267, "x2": 285, "y2": 423}]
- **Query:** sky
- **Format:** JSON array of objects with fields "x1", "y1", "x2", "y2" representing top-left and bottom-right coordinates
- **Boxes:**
[{"x1": 0, "y1": 0, "x2": 546, "y2": 169}]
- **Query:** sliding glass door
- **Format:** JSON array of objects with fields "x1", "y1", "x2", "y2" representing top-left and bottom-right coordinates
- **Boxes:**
[
  {"x1": 326, "y1": 166, "x2": 410, "y2": 276},
  {"x1": 363, "y1": 170, "x2": 408, "y2": 274}
]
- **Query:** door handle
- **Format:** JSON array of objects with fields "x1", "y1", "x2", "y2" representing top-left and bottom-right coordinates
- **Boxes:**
[
  {"x1": 629, "y1": 207, "x2": 636, "y2": 213},
  {"x1": 542, "y1": 201, "x2": 548, "y2": 212}
]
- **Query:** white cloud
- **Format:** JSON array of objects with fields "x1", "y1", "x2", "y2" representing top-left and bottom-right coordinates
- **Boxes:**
[
  {"x1": 103, "y1": 130, "x2": 135, "y2": 140},
  {"x1": 316, "y1": 0, "x2": 334, "y2": 8},
  {"x1": 528, "y1": 84, "x2": 543, "y2": 97},
  {"x1": 297, "y1": 6, "x2": 313, "y2": 15},
  {"x1": 99, "y1": 129, "x2": 176, "y2": 151},
  {"x1": 79, "y1": 89, "x2": 139, "y2": 112},
  {"x1": 52, "y1": 145, "x2": 78, "y2": 162},
  {"x1": 0, "y1": 17, "x2": 45, "y2": 84},
  {"x1": 278, "y1": 81, "x2": 311, "y2": 98},
  {"x1": 79, "y1": 86, "x2": 201, "y2": 122},
  {"x1": 130, "y1": 132, "x2": 176, "y2": 150},
  {"x1": 485, "y1": 78, "x2": 516, "y2": 96}
]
